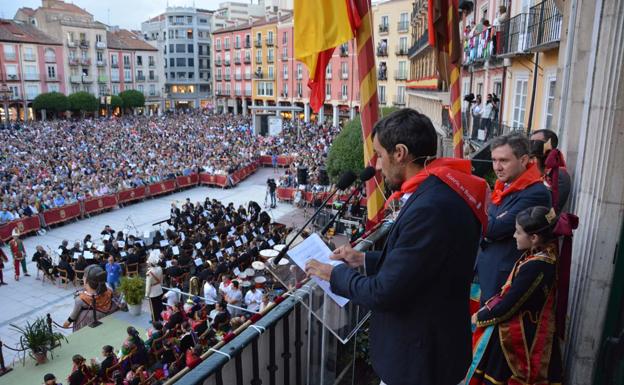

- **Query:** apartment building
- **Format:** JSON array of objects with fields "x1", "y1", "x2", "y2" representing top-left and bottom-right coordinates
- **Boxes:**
[
  {"x1": 106, "y1": 29, "x2": 163, "y2": 115},
  {"x1": 15, "y1": 0, "x2": 109, "y2": 97},
  {"x1": 142, "y1": 7, "x2": 213, "y2": 110},
  {"x1": 0, "y1": 19, "x2": 64, "y2": 121},
  {"x1": 251, "y1": 18, "x2": 278, "y2": 108},
  {"x1": 372, "y1": 0, "x2": 412, "y2": 109}
]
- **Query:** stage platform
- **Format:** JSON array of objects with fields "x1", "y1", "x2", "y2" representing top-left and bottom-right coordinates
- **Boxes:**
[{"x1": 0, "y1": 309, "x2": 149, "y2": 385}]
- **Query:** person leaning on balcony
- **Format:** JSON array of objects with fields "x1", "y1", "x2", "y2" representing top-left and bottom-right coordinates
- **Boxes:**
[
  {"x1": 493, "y1": 5, "x2": 509, "y2": 29},
  {"x1": 481, "y1": 94, "x2": 495, "y2": 140},
  {"x1": 305, "y1": 108, "x2": 489, "y2": 385},
  {"x1": 471, "y1": 94, "x2": 483, "y2": 140}
]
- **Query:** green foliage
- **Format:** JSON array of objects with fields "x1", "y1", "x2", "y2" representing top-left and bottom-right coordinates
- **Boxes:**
[
  {"x1": 68, "y1": 91, "x2": 98, "y2": 113},
  {"x1": 119, "y1": 89, "x2": 145, "y2": 109},
  {"x1": 110, "y1": 95, "x2": 124, "y2": 109},
  {"x1": 10, "y1": 317, "x2": 67, "y2": 356},
  {"x1": 119, "y1": 276, "x2": 145, "y2": 305},
  {"x1": 327, "y1": 116, "x2": 364, "y2": 183},
  {"x1": 32, "y1": 92, "x2": 69, "y2": 113},
  {"x1": 380, "y1": 106, "x2": 399, "y2": 118}
]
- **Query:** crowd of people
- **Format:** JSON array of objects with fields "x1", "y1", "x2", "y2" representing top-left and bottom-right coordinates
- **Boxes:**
[
  {"x1": 31, "y1": 194, "x2": 296, "y2": 384},
  {"x1": 0, "y1": 113, "x2": 341, "y2": 225}
]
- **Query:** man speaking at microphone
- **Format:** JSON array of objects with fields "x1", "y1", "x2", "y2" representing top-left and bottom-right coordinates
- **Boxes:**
[{"x1": 306, "y1": 109, "x2": 489, "y2": 385}]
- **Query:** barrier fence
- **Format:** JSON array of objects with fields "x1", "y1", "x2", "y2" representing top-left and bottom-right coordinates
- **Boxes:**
[
  {"x1": 276, "y1": 187, "x2": 367, "y2": 207},
  {"x1": 0, "y1": 161, "x2": 263, "y2": 243}
]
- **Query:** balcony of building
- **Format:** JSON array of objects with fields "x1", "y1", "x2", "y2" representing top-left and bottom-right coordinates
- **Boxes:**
[
  {"x1": 98, "y1": 75, "x2": 108, "y2": 83},
  {"x1": 496, "y1": 13, "x2": 531, "y2": 57},
  {"x1": 377, "y1": 46, "x2": 388, "y2": 57},
  {"x1": 215, "y1": 45, "x2": 221, "y2": 51},
  {"x1": 254, "y1": 70, "x2": 264, "y2": 79},
  {"x1": 408, "y1": 29, "x2": 429, "y2": 59},
  {"x1": 235, "y1": 73, "x2": 242, "y2": 80},
  {"x1": 95, "y1": 41, "x2": 106, "y2": 50},
  {"x1": 234, "y1": 42, "x2": 241, "y2": 50},
  {"x1": 5, "y1": 74, "x2": 19, "y2": 81},
  {"x1": 244, "y1": 56, "x2": 251, "y2": 64},
  {"x1": 23, "y1": 53, "x2": 36, "y2": 61},
  {"x1": 394, "y1": 70, "x2": 408, "y2": 81},
  {"x1": 224, "y1": 43, "x2": 231, "y2": 50},
  {"x1": 46, "y1": 74, "x2": 60, "y2": 82},
  {"x1": 244, "y1": 89, "x2": 252, "y2": 96},
  {"x1": 224, "y1": 60, "x2": 231, "y2": 66},
  {"x1": 82, "y1": 75, "x2": 93, "y2": 83},
  {"x1": 81, "y1": 58, "x2": 91, "y2": 66},
  {"x1": 123, "y1": 62, "x2": 131, "y2": 69},
  {"x1": 146, "y1": 91, "x2": 160, "y2": 98},
  {"x1": 148, "y1": 75, "x2": 159, "y2": 82},
  {"x1": 23, "y1": 72, "x2": 39, "y2": 81},
  {"x1": 296, "y1": 72, "x2": 303, "y2": 80},
  {"x1": 70, "y1": 75, "x2": 82, "y2": 83},
  {"x1": 393, "y1": 95, "x2": 406, "y2": 106},
  {"x1": 234, "y1": 57, "x2": 241, "y2": 65},
  {"x1": 148, "y1": 61, "x2": 156, "y2": 68},
  {"x1": 526, "y1": 0, "x2": 563, "y2": 52},
  {"x1": 215, "y1": 74, "x2": 222, "y2": 81},
  {"x1": 69, "y1": 57, "x2": 80, "y2": 66},
  {"x1": 379, "y1": 23, "x2": 389, "y2": 34},
  {"x1": 463, "y1": 27, "x2": 497, "y2": 65},
  {"x1": 67, "y1": 39, "x2": 77, "y2": 48},
  {"x1": 111, "y1": 62, "x2": 119, "y2": 68},
  {"x1": 235, "y1": 89, "x2": 242, "y2": 96},
  {"x1": 255, "y1": 39, "x2": 262, "y2": 48},
  {"x1": 244, "y1": 40, "x2": 251, "y2": 48},
  {"x1": 265, "y1": 38, "x2": 274, "y2": 46},
  {"x1": 280, "y1": 91, "x2": 289, "y2": 98},
  {"x1": 397, "y1": 21, "x2": 409, "y2": 33},
  {"x1": 97, "y1": 59, "x2": 107, "y2": 67},
  {"x1": 395, "y1": 45, "x2": 409, "y2": 56},
  {"x1": 339, "y1": 45, "x2": 349, "y2": 57},
  {"x1": 281, "y1": 53, "x2": 288, "y2": 61},
  {"x1": 378, "y1": 68, "x2": 387, "y2": 81},
  {"x1": 111, "y1": 76, "x2": 120, "y2": 82},
  {"x1": 267, "y1": 56, "x2": 274, "y2": 64},
  {"x1": 224, "y1": 74, "x2": 231, "y2": 81},
  {"x1": 256, "y1": 57, "x2": 263, "y2": 64},
  {"x1": 341, "y1": 72, "x2": 348, "y2": 80},
  {"x1": 79, "y1": 40, "x2": 90, "y2": 49},
  {"x1": 283, "y1": 72, "x2": 289, "y2": 80},
  {"x1": 244, "y1": 73, "x2": 252, "y2": 80},
  {"x1": 136, "y1": 75, "x2": 146, "y2": 82},
  {"x1": 215, "y1": 58, "x2": 222, "y2": 66}
]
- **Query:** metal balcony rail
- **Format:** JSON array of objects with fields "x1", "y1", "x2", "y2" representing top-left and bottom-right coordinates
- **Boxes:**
[
  {"x1": 526, "y1": 0, "x2": 563, "y2": 51},
  {"x1": 496, "y1": 13, "x2": 530, "y2": 56}
]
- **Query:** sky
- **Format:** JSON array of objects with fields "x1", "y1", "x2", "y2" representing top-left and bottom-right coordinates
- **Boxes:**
[{"x1": 0, "y1": 0, "x2": 226, "y2": 30}]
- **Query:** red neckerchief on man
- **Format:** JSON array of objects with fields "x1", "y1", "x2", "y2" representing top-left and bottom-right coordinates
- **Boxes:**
[
  {"x1": 385, "y1": 158, "x2": 489, "y2": 234},
  {"x1": 490, "y1": 162, "x2": 542, "y2": 206}
]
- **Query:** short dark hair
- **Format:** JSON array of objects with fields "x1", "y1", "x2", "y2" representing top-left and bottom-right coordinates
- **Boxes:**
[
  {"x1": 490, "y1": 133, "x2": 530, "y2": 159},
  {"x1": 103, "y1": 345, "x2": 114, "y2": 354},
  {"x1": 516, "y1": 206, "x2": 557, "y2": 241},
  {"x1": 531, "y1": 129, "x2": 559, "y2": 149},
  {"x1": 372, "y1": 108, "x2": 437, "y2": 166}
]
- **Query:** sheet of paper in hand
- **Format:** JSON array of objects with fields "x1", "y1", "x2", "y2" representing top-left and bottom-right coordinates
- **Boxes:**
[{"x1": 287, "y1": 233, "x2": 349, "y2": 307}]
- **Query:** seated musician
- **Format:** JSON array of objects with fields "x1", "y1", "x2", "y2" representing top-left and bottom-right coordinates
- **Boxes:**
[{"x1": 64, "y1": 265, "x2": 118, "y2": 331}]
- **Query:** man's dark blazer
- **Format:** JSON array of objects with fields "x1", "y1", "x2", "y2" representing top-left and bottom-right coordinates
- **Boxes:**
[
  {"x1": 476, "y1": 181, "x2": 551, "y2": 303},
  {"x1": 330, "y1": 176, "x2": 481, "y2": 385}
]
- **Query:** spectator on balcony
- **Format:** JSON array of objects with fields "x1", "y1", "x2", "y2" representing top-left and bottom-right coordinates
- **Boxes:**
[
  {"x1": 481, "y1": 94, "x2": 496, "y2": 140},
  {"x1": 471, "y1": 94, "x2": 483, "y2": 140},
  {"x1": 493, "y1": 5, "x2": 509, "y2": 29}
]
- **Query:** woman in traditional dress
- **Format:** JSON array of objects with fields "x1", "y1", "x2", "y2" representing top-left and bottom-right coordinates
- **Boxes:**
[
  {"x1": 466, "y1": 206, "x2": 563, "y2": 385},
  {"x1": 63, "y1": 265, "x2": 118, "y2": 331}
]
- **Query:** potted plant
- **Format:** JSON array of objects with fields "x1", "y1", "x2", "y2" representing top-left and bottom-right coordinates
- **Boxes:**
[
  {"x1": 10, "y1": 317, "x2": 67, "y2": 365},
  {"x1": 120, "y1": 276, "x2": 145, "y2": 316}
]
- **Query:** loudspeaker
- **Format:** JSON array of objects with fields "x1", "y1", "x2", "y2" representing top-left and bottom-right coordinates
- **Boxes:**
[
  {"x1": 319, "y1": 167, "x2": 329, "y2": 186},
  {"x1": 297, "y1": 167, "x2": 308, "y2": 185}
]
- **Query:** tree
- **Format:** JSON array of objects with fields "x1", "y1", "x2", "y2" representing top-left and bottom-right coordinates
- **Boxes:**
[
  {"x1": 326, "y1": 116, "x2": 364, "y2": 183},
  {"x1": 32, "y1": 92, "x2": 69, "y2": 119},
  {"x1": 119, "y1": 90, "x2": 145, "y2": 114},
  {"x1": 110, "y1": 95, "x2": 123, "y2": 110},
  {"x1": 68, "y1": 92, "x2": 98, "y2": 117}
]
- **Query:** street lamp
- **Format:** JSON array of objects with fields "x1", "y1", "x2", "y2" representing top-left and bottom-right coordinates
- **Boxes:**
[{"x1": 0, "y1": 83, "x2": 11, "y2": 128}]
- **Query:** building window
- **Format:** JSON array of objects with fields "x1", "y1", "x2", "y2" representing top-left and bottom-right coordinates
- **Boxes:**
[
  {"x1": 176, "y1": 58, "x2": 186, "y2": 66},
  {"x1": 297, "y1": 81, "x2": 303, "y2": 97},
  {"x1": 124, "y1": 69, "x2": 131, "y2": 81},
  {"x1": 282, "y1": 31, "x2": 287, "y2": 44},
  {"x1": 378, "y1": 85, "x2": 386, "y2": 104},
  {"x1": 188, "y1": 58, "x2": 194, "y2": 67},
  {"x1": 44, "y1": 48, "x2": 56, "y2": 62},
  {"x1": 47, "y1": 66, "x2": 56, "y2": 79},
  {"x1": 48, "y1": 84, "x2": 60, "y2": 93},
  {"x1": 176, "y1": 44, "x2": 186, "y2": 53},
  {"x1": 3, "y1": 45, "x2": 16, "y2": 60},
  {"x1": 297, "y1": 63, "x2": 303, "y2": 79},
  {"x1": 325, "y1": 83, "x2": 331, "y2": 99},
  {"x1": 512, "y1": 77, "x2": 529, "y2": 128},
  {"x1": 136, "y1": 55, "x2": 143, "y2": 66},
  {"x1": 341, "y1": 84, "x2": 348, "y2": 99},
  {"x1": 545, "y1": 77, "x2": 556, "y2": 129}
]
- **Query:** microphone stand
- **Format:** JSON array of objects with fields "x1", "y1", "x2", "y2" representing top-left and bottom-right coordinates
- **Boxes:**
[
  {"x1": 89, "y1": 293, "x2": 102, "y2": 328},
  {"x1": 272, "y1": 186, "x2": 345, "y2": 266},
  {"x1": 320, "y1": 187, "x2": 360, "y2": 236}
]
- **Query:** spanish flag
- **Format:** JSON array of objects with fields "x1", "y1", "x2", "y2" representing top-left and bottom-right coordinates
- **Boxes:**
[{"x1": 294, "y1": 0, "x2": 361, "y2": 112}]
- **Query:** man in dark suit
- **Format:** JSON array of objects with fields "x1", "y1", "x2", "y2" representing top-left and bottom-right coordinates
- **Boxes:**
[
  {"x1": 477, "y1": 133, "x2": 551, "y2": 303},
  {"x1": 306, "y1": 109, "x2": 487, "y2": 385}
]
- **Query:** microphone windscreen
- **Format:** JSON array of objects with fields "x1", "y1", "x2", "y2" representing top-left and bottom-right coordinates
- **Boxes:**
[
  {"x1": 336, "y1": 171, "x2": 357, "y2": 190},
  {"x1": 359, "y1": 166, "x2": 376, "y2": 182}
]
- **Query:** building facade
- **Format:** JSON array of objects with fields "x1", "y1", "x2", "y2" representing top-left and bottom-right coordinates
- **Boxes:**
[
  {"x1": 15, "y1": 0, "x2": 109, "y2": 99},
  {"x1": 372, "y1": 0, "x2": 412, "y2": 109},
  {"x1": 213, "y1": 23, "x2": 254, "y2": 115},
  {"x1": 0, "y1": 19, "x2": 65, "y2": 121},
  {"x1": 142, "y1": 7, "x2": 213, "y2": 110},
  {"x1": 106, "y1": 29, "x2": 163, "y2": 115},
  {"x1": 251, "y1": 19, "x2": 278, "y2": 108}
]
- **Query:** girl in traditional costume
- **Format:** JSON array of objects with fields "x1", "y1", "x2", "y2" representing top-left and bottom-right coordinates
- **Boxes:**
[
  {"x1": 64, "y1": 265, "x2": 118, "y2": 331},
  {"x1": 466, "y1": 206, "x2": 563, "y2": 385}
]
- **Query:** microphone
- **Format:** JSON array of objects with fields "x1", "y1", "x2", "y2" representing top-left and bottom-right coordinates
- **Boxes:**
[
  {"x1": 320, "y1": 166, "x2": 376, "y2": 236},
  {"x1": 272, "y1": 170, "x2": 358, "y2": 265}
]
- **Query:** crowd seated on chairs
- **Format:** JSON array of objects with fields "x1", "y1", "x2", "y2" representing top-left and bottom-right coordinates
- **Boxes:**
[{"x1": 41, "y1": 195, "x2": 302, "y2": 383}]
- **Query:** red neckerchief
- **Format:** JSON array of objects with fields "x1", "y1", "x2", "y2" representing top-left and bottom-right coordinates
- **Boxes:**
[
  {"x1": 386, "y1": 158, "x2": 489, "y2": 233},
  {"x1": 491, "y1": 162, "x2": 542, "y2": 206}
]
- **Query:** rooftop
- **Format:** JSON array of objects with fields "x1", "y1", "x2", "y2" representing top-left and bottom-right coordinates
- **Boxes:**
[
  {"x1": 0, "y1": 19, "x2": 61, "y2": 45},
  {"x1": 107, "y1": 29, "x2": 158, "y2": 51}
]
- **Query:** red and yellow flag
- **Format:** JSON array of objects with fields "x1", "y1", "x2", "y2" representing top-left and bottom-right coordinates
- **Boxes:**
[
  {"x1": 294, "y1": 0, "x2": 360, "y2": 112},
  {"x1": 428, "y1": 0, "x2": 463, "y2": 158}
]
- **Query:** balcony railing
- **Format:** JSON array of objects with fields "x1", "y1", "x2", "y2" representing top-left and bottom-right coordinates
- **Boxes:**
[
  {"x1": 224, "y1": 60, "x2": 231, "y2": 66},
  {"x1": 235, "y1": 74, "x2": 242, "y2": 80},
  {"x1": 341, "y1": 94, "x2": 348, "y2": 101},
  {"x1": 148, "y1": 75, "x2": 158, "y2": 82},
  {"x1": 215, "y1": 75, "x2": 222, "y2": 81},
  {"x1": 67, "y1": 40, "x2": 77, "y2": 48},
  {"x1": 46, "y1": 74, "x2": 60, "y2": 82},
  {"x1": 266, "y1": 38, "x2": 274, "y2": 46},
  {"x1": 97, "y1": 59, "x2": 107, "y2": 67},
  {"x1": 147, "y1": 91, "x2": 160, "y2": 97},
  {"x1": 82, "y1": 75, "x2": 93, "y2": 83},
  {"x1": 393, "y1": 96, "x2": 406, "y2": 105},
  {"x1": 254, "y1": 71, "x2": 264, "y2": 79},
  {"x1": 69, "y1": 57, "x2": 80, "y2": 66},
  {"x1": 224, "y1": 74, "x2": 231, "y2": 81},
  {"x1": 79, "y1": 40, "x2": 89, "y2": 48},
  {"x1": 224, "y1": 44, "x2": 230, "y2": 50},
  {"x1": 148, "y1": 61, "x2": 156, "y2": 67},
  {"x1": 111, "y1": 76, "x2": 120, "y2": 82},
  {"x1": 395, "y1": 46, "x2": 409, "y2": 56},
  {"x1": 244, "y1": 56, "x2": 251, "y2": 64},
  {"x1": 95, "y1": 41, "x2": 106, "y2": 49},
  {"x1": 244, "y1": 89, "x2": 252, "y2": 96},
  {"x1": 394, "y1": 70, "x2": 408, "y2": 80},
  {"x1": 376, "y1": 46, "x2": 388, "y2": 57},
  {"x1": 98, "y1": 75, "x2": 108, "y2": 83},
  {"x1": 23, "y1": 53, "x2": 36, "y2": 61},
  {"x1": 408, "y1": 29, "x2": 429, "y2": 58},
  {"x1": 234, "y1": 57, "x2": 241, "y2": 65},
  {"x1": 280, "y1": 92, "x2": 288, "y2": 98},
  {"x1": 111, "y1": 62, "x2": 119, "y2": 68},
  {"x1": 267, "y1": 56, "x2": 274, "y2": 63},
  {"x1": 256, "y1": 57, "x2": 262, "y2": 64},
  {"x1": 244, "y1": 73, "x2": 251, "y2": 80},
  {"x1": 497, "y1": 13, "x2": 530, "y2": 56},
  {"x1": 136, "y1": 75, "x2": 146, "y2": 82},
  {"x1": 341, "y1": 72, "x2": 348, "y2": 80},
  {"x1": 378, "y1": 70, "x2": 387, "y2": 80},
  {"x1": 244, "y1": 41, "x2": 251, "y2": 48},
  {"x1": 379, "y1": 97, "x2": 387, "y2": 105},
  {"x1": 526, "y1": 0, "x2": 563, "y2": 51},
  {"x1": 23, "y1": 72, "x2": 39, "y2": 81},
  {"x1": 397, "y1": 21, "x2": 409, "y2": 32},
  {"x1": 215, "y1": 45, "x2": 221, "y2": 51},
  {"x1": 296, "y1": 73, "x2": 303, "y2": 79},
  {"x1": 254, "y1": 40, "x2": 262, "y2": 48},
  {"x1": 379, "y1": 24, "x2": 389, "y2": 33},
  {"x1": 463, "y1": 27, "x2": 496, "y2": 64},
  {"x1": 235, "y1": 89, "x2": 242, "y2": 96},
  {"x1": 215, "y1": 59, "x2": 222, "y2": 66},
  {"x1": 123, "y1": 62, "x2": 131, "y2": 69},
  {"x1": 283, "y1": 73, "x2": 289, "y2": 80},
  {"x1": 80, "y1": 58, "x2": 91, "y2": 66},
  {"x1": 70, "y1": 75, "x2": 82, "y2": 83}
]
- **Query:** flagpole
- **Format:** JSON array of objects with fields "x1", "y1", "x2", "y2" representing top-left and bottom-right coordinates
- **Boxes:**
[{"x1": 448, "y1": 0, "x2": 463, "y2": 158}]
